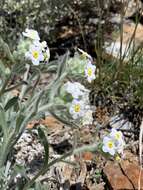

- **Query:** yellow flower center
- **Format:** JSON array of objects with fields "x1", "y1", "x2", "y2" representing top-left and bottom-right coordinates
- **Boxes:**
[
  {"x1": 44, "y1": 53, "x2": 49, "y2": 60},
  {"x1": 87, "y1": 68, "x2": 92, "y2": 76},
  {"x1": 115, "y1": 155, "x2": 121, "y2": 161},
  {"x1": 115, "y1": 133, "x2": 121, "y2": 140},
  {"x1": 32, "y1": 51, "x2": 39, "y2": 59},
  {"x1": 74, "y1": 104, "x2": 80, "y2": 112},
  {"x1": 108, "y1": 141, "x2": 113, "y2": 149}
]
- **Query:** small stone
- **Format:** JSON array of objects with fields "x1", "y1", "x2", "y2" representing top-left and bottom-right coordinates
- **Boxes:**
[
  {"x1": 104, "y1": 155, "x2": 143, "y2": 190},
  {"x1": 41, "y1": 116, "x2": 64, "y2": 132},
  {"x1": 104, "y1": 161, "x2": 133, "y2": 190},
  {"x1": 89, "y1": 18, "x2": 99, "y2": 25}
]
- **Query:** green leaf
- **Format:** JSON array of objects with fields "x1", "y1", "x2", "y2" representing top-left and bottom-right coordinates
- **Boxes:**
[
  {"x1": 0, "y1": 106, "x2": 7, "y2": 136},
  {"x1": 56, "y1": 52, "x2": 69, "y2": 79},
  {"x1": 11, "y1": 62, "x2": 26, "y2": 75},
  {"x1": 34, "y1": 182, "x2": 48, "y2": 190},
  {"x1": 15, "y1": 113, "x2": 25, "y2": 133},
  {"x1": 0, "y1": 37, "x2": 15, "y2": 65},
  {"x1": 13, "y1": 165, "x2": 27, "y2": 178},
  {"x1": 38, "y1": 127, "x2": 49, "y2": 167},
  {"x1": 4, "y1": 96, "x2": 19, "y2": 111},
  {"x1": 0, "y1": 61, "x2": 6, "y2": 78}
]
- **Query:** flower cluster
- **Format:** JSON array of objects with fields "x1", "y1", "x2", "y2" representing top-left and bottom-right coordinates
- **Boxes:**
[
  {"x1": 64, "y1": 81, "x2": 93, "y2": 124},
  {"x1": 102, "y1": 128, "x2": 125, "y2": 156},
  {"x1": 23, "y1": 29, "x2": 50, "y2": 65},
  {"x1": 64, "y1": 81, "x2": 89, "y2": 99},
  {"x1": 68, "y1": 49, "x2": 96, "y2": 83}
]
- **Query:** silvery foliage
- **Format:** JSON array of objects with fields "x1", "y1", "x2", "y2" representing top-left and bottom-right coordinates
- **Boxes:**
[{"x1": 0, "y1": 35, "x2": 80, "y2": 189}]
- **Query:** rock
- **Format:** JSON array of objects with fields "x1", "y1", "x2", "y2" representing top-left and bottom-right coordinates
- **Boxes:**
[
  {"x1": 105, "y1": 21, "x2": 143, "y2": 61},
  {"x1": 104, "y1": 161, "x2": 133, "y2": 190},
  {"x1": 110, "y1": 14, "x2": 121, "y2": 24},
  {"x1": 82, "y1": 151, "x2": 94, "y2": 161},
  {"x1": 110, "y1": 115, "x2": 132, "y2": 130},
  {"x1": 121, "y1": 160, "x2": 143, "y2": 189},
  {"x1": 41, "y1": 116, "x2": 63, "y2": 131},
  {"x1": 104, "y1": 153, "x2": 143, "y2": 190},
  {"x1": 27, "y1": 116, "x2": 64, "y2": 131},
  {"x1": 121, "y1": 22, "x2": 143, "y2": 48},
  {"x1": 87, "y1": 182, "x2": 105, "y2": 190},
  {"x1": 124, "y1": 151, "x2": 138, "y2": 164},
  {"x1": 14, "y1": 130, "x2": 44, "y2": 165},
  {"x1": 77, "y1": 161, "x2": 87, "y2": 185},
  {"x1": 53, "y1": 156, "x2": 74, "y2": 187}
]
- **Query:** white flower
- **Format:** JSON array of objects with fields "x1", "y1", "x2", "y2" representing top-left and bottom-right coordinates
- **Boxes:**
[
  {"x1": 25, "y1": 44, "x2": 44, "y2": 65},
  {"x1": 33, "y1": 41, "x2": 50, "y2": 62},
  {"x1": 69, "y1": 99, "x2": 85, "y2": 119},
  {"x1": 45, "y1": 47, "x2": 50, "y2": 62},
  {"x1": 64, "y1": 81, "x2": 89, "y2": 99},
  {"x1": 41, "y1": 41, "x2": 47, "y2": 49},
  {"x1": 23, "y1": 29, "x2": 40, "y2": 41},
  {"x1": 110, "y1": 128, "x2": 125, "y2": 154},
  {"x1": 82, "y1": 110, "x2": 93, "y2": 125},
  {"x1": 33, "y1": 40, "x2": 47, "y2": 50},
  {"x1": 102, "y1": 136, "x2": 116, "y2": 156},
  {"x1": 85, "y1": 62, "x2": 96, "y2": 83},
  {"x1": 102, "y1": 129, "x2": 125, "y2": 156},
  {"x1": 116, "y1": 141, "x2": 125, "y2": 154},
  {"x1": 110, "y1": 128, "x2": 123, "y2": 141}
]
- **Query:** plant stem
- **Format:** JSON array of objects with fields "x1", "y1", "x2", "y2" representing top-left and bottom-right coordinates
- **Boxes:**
[
  {"x1": 22, "y1": 143, "x2": 98, "y2": 190},
  {"x1": 38, "y1": 104, "x2": 53, "y2": 113},
  {"x1": 19, "y1": 64, "x2": 30, "y2": 100}
]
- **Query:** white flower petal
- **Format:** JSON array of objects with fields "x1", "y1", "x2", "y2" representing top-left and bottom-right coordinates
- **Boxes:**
[
  {"x1": 25, "y1": 43, "x2": 44, "y2": 65},
  {"x1": 64, "y1": 81, "x2": 89, "y2": 99},
  {"x1": 32, "y1": 59, "x2": 40, "y2": 65},
  {"x1": 102, "y1": 145, "x2": 108, "y2": 153},
  {"x1": 85, "y1": 62, "x2": 96, "y2": 83},
  {"x1": 23, "y1": 29, "x2": 40, "y2": 41},
  {"x1": 109, "y1": 148, "x2": 115, "y2": 156},
  {"x1": 69, "y1": 99, "x2": 85, "y2": 119},
  {"x1": 103, "y1": 136, "x2": 111, "y2": 144},
  {"x1": 41, "y1": 41, "x2": 47, "y2": 49}
]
